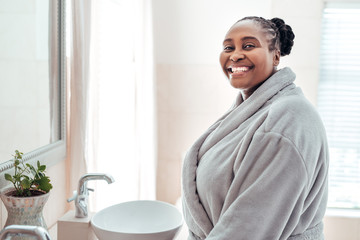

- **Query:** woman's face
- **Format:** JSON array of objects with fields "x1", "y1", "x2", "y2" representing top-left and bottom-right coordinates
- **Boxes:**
[{"x1": 219, "y1": 20, "x2": 280, "y2": 98}]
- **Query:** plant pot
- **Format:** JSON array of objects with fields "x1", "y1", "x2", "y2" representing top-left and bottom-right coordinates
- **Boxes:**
[{"x1": 0, "y1": 188, "x2": 50, "y2": 239}]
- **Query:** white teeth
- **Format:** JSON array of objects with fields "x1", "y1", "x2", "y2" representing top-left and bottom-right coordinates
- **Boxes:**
[{"x1": 231, "y1": 67, "x2": 249, "y2": 73}]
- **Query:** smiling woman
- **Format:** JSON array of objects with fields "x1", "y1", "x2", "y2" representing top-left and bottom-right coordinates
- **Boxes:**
[
  {"x1": 182, "y1": 16, "x2": 329, "y2": 240},
  {"x1": 219, "y1": 17, "x2": 294, "y2": 99}
]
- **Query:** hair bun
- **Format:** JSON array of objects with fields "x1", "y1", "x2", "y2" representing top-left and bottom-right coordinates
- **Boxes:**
[{"x1": 270, "y1": 17, "x2": 295, "y2": 56}]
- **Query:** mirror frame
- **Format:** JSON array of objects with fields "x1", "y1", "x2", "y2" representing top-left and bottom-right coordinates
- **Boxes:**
[{"x1": 0, "y1": 0, "x2": 66, "y2": 186}]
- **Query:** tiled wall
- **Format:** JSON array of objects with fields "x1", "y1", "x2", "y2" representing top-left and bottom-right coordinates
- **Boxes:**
[
  {"x1": 156, "y1": 64, "x2": 237, "y2": 203},
  {"x1": 324, "y1": 211, "x2": 360, "y2": 240}
]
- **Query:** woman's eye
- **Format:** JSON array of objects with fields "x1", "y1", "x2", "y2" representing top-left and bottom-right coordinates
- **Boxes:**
[
  {"x1": 223, "y1": 46, "x2": 234, "y2": 51},
  {"x1": 243, "y1": 44, "x2": 255, "y2": 49}
]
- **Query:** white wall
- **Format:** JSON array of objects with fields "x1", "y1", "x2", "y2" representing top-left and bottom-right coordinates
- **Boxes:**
[
  {"x1": 272, "y1": 0, "x2": 324, "y2": 105},
  {"x1": 153, "y1": 0, "x2": 272, "y2": 65}
]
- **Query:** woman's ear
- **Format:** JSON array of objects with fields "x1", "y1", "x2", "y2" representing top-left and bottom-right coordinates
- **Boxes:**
[{"x1": 273, "y1": 50, "x2": 280, "y2": 66}]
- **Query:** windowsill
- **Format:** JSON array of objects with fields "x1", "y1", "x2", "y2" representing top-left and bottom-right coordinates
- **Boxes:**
[{"x1": 325, "y1": 208, "x2": 360, "y2": 218}]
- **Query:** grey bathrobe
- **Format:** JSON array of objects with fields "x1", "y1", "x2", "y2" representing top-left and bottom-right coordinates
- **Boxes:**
[{"x1": 182, "y1": 67, "x2": 329, "y2": 240}]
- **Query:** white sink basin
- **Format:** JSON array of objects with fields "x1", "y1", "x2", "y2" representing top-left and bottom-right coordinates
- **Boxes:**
[{"x1": 91, "y1": 200, "x2": 183, "y2": 240}]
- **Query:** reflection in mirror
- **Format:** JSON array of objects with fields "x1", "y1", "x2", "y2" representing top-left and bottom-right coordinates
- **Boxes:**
[
  {"x1": 0, "y1": 0, "x2": 52, "y2": 162},
  {"x1": 0, "y1": 0, "x2": 66, "y2": 174}
]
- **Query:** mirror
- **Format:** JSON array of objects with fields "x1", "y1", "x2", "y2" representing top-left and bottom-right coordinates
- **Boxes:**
[{"x1": 0, "y1": 0, "x2": 66, "y2": 177}]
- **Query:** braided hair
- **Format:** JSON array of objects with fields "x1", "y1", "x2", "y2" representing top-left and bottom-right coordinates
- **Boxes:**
[{"x1": 236, "y1": 16, "x2": 295, "y2": 56}]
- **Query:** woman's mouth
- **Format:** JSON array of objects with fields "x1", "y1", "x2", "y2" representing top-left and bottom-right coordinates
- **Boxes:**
[{"x1": 227, "y1": 66, "x2": 253, "y2": 74}]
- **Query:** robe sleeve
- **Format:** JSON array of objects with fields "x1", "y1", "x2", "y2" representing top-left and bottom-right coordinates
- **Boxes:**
[{"x1": 206, "y1": 131, "x2": 310, "y2": 240}]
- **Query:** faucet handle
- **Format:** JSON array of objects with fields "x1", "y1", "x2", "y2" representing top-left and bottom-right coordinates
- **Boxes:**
[
  {"x1": 67, "y1": 187, "x2": 94, "y2": 203},
  {"x1": 67, "y1": 190, "x2": 78, "y2": 203}
]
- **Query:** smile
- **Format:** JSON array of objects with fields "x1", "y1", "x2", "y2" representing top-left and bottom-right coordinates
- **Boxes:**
[{"x1": 227, "y1": 66, "x2": 253, "y2": 74}]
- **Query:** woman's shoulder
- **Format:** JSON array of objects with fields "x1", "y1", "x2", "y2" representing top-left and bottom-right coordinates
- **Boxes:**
[
  {"x1": 268, "y1": 89, "x2": 320, "y2": 124},
  {"x1": 263, "y1": 89, "x2": 326, "y2": 141}
]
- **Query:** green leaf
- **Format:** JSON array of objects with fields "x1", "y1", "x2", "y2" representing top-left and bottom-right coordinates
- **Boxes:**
[
  {"x1": 14, "y1": 150, "x2": 23, "y2": 160},
  {"x1": 21, "y1": 178, "x2": 31, "y2": 189},
  {"x1": 38, "y1": 165, "x2": 46, "y2": 172},
  {"x1": 5, "y1": 150, "x2": 52, "y2": 196},
  {"x1": 4, "y1": 173, "x2": 13, "y2": 182},
  {"x1": 35, "y1": 176, "x2": 53, "y2": 193},
  {"x1": 28, "y1": 165, "x2": 37, "y2": 176}
]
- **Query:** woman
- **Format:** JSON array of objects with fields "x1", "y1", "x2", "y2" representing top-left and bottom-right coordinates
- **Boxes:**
[{"x1": 182, "y1": 17, "x2": 329, "y2": 240}]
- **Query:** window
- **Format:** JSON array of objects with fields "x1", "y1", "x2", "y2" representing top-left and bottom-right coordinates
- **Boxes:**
[{"x1": 318, "y1": 3, "x2": 360, "y2": 209}]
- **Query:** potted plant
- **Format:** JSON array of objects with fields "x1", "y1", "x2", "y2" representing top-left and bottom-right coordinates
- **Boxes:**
[{"x1": 0, "y1": 150, "x2": 53, "y2": 235}]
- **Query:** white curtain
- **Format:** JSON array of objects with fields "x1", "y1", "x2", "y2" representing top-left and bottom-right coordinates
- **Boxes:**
[
  {"x1": 68, "y1": 0, "x2": 156, "y2": 211},
  {"x1": 68, "y1": 0, "x2": 93, "y2": 201},
  {"x1": 133, "y1": 0, "x2": 156, "y2": 201}
]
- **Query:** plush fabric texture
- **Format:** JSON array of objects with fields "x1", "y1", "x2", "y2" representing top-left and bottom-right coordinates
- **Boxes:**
[{"x1": 182, "y1": 67, "x2": 329, "y2": 240}]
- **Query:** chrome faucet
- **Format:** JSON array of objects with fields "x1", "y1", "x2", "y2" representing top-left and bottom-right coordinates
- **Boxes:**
[
  {"x1": 0, "y1": 225, "x2": 51, "y2": 240},
  {"x1": 68, "y1": 173, "x2": 115, "y2": 218}
]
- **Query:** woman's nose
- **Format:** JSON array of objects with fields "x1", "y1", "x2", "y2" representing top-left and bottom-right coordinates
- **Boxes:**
[{"x1": 230, "y1": 51, "x2": 245, "y2": 62}]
